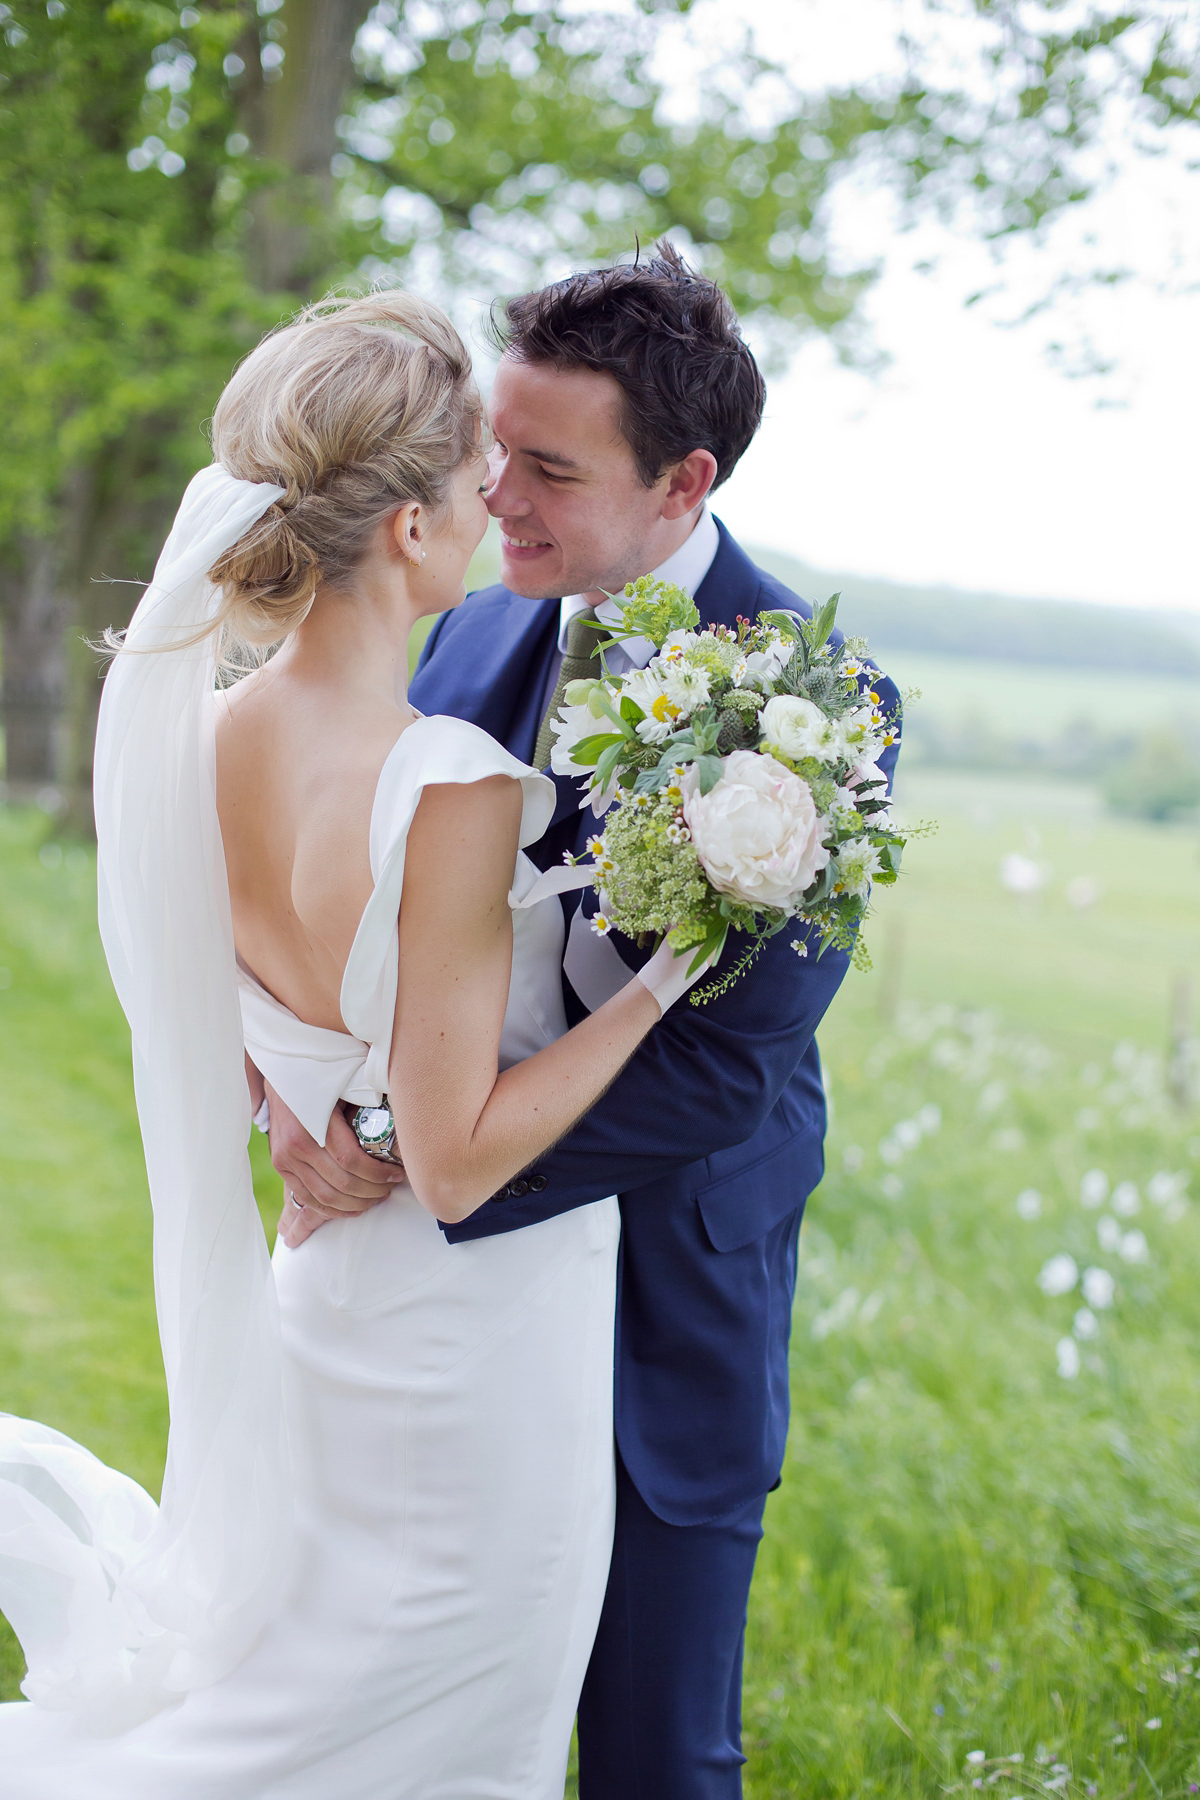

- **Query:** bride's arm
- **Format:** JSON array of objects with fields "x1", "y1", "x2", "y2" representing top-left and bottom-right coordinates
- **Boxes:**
[{"x1": 391, "y1": 776, "x2": 662, "y2": 1224}]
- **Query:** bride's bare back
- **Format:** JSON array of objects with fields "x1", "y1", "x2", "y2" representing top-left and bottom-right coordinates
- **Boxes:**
[{"x1": 216, "y1": 665, "x2": 414, "y2": 1034}]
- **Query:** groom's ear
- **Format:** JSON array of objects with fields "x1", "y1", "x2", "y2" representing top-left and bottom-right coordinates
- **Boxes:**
[{"x1": 660, "y1": 448, "x2": 719, "y2": 520}]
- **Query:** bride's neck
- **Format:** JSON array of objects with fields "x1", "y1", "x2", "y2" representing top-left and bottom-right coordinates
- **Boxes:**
[{"x1": 277, "y1": 573, "x2": 421, "y2": 714}]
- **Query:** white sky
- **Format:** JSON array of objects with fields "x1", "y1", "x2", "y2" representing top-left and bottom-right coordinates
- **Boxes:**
[{"x1": 667, "y1": 0, "x2": 1200, "y2": 610}]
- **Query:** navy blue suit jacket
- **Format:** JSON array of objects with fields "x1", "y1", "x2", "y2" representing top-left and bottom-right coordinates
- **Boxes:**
[{"x1": 410, "y1": 519, "x2": 900, "y2": 1524}]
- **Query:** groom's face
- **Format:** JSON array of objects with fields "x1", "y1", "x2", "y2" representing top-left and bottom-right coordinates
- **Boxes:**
[{"x1": 487, "y1": 356, "x2": 680, "y2": 599}]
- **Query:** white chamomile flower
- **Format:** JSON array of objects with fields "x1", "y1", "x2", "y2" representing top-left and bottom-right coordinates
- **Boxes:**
[
  {"x1": 590, "y1": 912, "x2": 613, "y2": 936},
  {"x1": 836, "y1": 706, "x2": 882, "y2": 759},
  {"x1": 665, "y1": 821, "x2": 691, "y2": 845},
  {"x1": 661, "y1": 662, "x2": 711, "y2": 714},
  {"x1": 631, "y1": 792, "x2": 653, "y2": 809},
  {"x1": 586, "y1": 834, "x2": 607, "y2": 858},
  {"x1": 831, "y1": 840, "x2": 885, "y2": 897},
  {"x1": 790, "y1": 938, "x2": 809, "y2": 958}
]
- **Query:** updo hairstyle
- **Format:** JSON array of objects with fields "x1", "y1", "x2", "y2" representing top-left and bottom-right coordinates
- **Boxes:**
[{"x1": 208, "y1": 289, "x2": 483, "y2": 650}]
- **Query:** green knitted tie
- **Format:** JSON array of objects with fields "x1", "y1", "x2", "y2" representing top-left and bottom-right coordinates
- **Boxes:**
[{"x1": 533, "y1": 605, "x2": 601, "y2": 772}]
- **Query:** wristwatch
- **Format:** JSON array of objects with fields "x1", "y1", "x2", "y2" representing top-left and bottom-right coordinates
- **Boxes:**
[{"x1": 349, "y1": 1101, "x2": 400, "y2": 1162}]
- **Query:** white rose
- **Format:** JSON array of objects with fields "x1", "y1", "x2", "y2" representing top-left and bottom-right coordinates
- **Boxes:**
[
  {"x1": 682, "y1": 749, "x2": 830, "y2": 910},
  {"x1": 759, "y1": 694, "x2": 840, "y2": 765}
]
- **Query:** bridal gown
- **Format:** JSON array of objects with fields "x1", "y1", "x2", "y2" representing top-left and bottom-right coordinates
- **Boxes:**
[{"x1": 0, "y1": 713, "x2": 620, "y2": 1799}]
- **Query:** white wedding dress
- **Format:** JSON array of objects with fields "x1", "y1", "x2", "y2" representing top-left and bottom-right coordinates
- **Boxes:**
[{"x1": 0, "y1": 471, "x2": 619, "y2": 1797}]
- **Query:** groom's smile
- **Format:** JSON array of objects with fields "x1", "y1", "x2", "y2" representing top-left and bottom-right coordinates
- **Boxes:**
[{"x1": 486, "y1": 355, "x2": 711, "y2": 603}]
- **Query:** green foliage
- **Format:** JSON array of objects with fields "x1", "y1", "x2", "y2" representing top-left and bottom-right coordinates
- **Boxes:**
[
  {"x1": 740, "y1": 989, "x2": 1200, "y2": 1799},
  {"x1": 1104, "y1": 732, "x2": 1200, "y2": 823},
  {"x1": 0, "y1": 0, "x2": 275, "y2": 554},
  {"x1": 610, "y1": 575, "x2": 699, "y2": 652}
]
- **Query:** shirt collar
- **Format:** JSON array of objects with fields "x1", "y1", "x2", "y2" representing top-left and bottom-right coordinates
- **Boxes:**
[{"x1": 556, "y1": 507, "x2": 720, "y2": 669}]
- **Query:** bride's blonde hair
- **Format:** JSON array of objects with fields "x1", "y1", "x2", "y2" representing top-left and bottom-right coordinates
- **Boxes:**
[{"x1": 207, "y1": 289, "x2": 483, "y2": 650}]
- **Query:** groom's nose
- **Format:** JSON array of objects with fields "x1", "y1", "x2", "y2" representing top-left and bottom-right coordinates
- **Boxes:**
[{"x1": 484, "y1": 448, "x2": 531, "y2": 519}]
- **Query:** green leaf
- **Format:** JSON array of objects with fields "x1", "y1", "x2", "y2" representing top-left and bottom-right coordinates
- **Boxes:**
[
  {"x1": 568, "y1": 732, "x2": 626, "y2": 766},
  {"x1": 759, "y1": 609, "x2": 803, "y2": 640},
  {"x1": 590, "y1": 690, "x2": 637, "y2": 737},
  {"x1": 620, "y1": 694, "x2": 646, "y2": 725},
  {"x1": 687, "y1": 921, "x2": 728, "y2": 977},
  {"x1": 594, "y1": 740, "x2": 628, "y2": 792},
  {"x1": 696, "y1": 754, "x2": 725, "y2": 794},
  {"x1": 809, "y1": 592, "x2": 841, "y2": 650}
]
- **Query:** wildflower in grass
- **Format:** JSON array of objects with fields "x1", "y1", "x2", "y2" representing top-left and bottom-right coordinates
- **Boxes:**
[
  {"x1": 1119, "y1": 1229, "x2": 1149, "y2": 1263},
  {"x1": 843, "y1": 1145, "x2": 863, "y2": 1172},
  {"x1": 967, "y1": 1751, "x2": 987, "y2": 1766},
  {"x1": 1112, "y1": 1180, "x2": 1141, "y2": 1217},
  {"x1": 1038, "y1": 1254, "x2": 1078, "y2": 1297},
  {"x1": 1057, "y1": 1336, "x2": 1081, "y2": 1378},
  {"x1": 881, "y1": 1174, "x2": 903, "y2": 1199},
  {"x1": 917, "y1": 1103, "x2": 942, "y2": 1132},
  {"x1": 1074, "y1": 1306, "x2": 1099, "y2": 1339},
  {"x1": 1082, "y1": 1266, "x2": 1116, "y2": 1309},
  {"x1": 1097, "y1": 1216, "x2": 1122, "y2": 1252},
  {"x1": 1080, "y1": 1169, "x2": 1109, "y2": 1208},
  {"x1": 1016, "y1": 1188, "x2": 1043, "y2": 1220},
  {"x1": 1146, "y1": 1718, "x2": 1162, "y2": 1730}
]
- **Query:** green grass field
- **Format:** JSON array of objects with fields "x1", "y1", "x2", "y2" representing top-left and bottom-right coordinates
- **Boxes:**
[
  {"x1": 3, "y1": 772, "x2": 1200, "y2": 1800},
  {"x1": 881, "y1": 653, "x2": 1200, "y2": 749}
]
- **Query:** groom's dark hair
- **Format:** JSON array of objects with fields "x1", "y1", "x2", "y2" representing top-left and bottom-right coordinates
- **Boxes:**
[{"x1": 492, "y1": 241, "x2": 765, "y2": 490}]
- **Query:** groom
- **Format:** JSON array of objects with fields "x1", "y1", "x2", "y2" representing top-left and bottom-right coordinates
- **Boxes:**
[{"x1": 271, "y1": 244, "x2": 900, "y2": 1796}]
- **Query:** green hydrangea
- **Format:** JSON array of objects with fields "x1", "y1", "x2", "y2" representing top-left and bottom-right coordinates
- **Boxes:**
[{"x1": 596, "y1": 793, "x2": 715, "y2": 939}]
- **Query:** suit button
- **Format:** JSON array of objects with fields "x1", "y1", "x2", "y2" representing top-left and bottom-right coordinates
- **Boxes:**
[
  {"x1": 528, "y1": 1174, "x2": 548, "y2": 1193},
  {"x1": 492, "y1": 1185, "x2": 510, "y2": 1203},
  {"x1": 509, "y1": 1177, "x2": 529, "y2": 1198}
]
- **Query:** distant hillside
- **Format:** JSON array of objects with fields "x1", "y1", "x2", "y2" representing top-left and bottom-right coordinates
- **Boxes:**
[{"x1": 747, "y1": 545, "x2": 1200, "y2": 676}]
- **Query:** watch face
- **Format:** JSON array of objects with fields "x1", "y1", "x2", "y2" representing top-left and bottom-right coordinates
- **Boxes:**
[{"x1": 351, "y1": 1104, "x2": 397, "y2": 1159}]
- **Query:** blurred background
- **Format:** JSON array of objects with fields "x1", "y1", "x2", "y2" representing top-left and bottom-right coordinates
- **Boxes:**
[{"x1": 2, "y1": 1, "x2": 1199, "y2": 1792}]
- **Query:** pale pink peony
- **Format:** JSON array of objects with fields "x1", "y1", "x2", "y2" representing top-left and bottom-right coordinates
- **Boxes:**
[{"x1": 682, "y1": 749, "x2": 830, "y2": 911}]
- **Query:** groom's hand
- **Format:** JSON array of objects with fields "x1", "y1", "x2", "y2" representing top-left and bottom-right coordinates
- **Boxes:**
[{"x1": 266, "y1": 1081, "x2": 403, "y2": 1248}]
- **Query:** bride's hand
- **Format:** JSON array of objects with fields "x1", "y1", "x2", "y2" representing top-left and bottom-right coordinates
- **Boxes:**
[
  {"x1": 635, "y1": 933, "x2": 719, "y2": 1016},
  {"x1": 267, "y1": 1083, "x2": 404, "y2": 1248}
]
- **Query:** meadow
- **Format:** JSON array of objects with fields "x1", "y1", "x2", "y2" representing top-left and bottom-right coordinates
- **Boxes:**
[{"x1": 3, "y1": 768, "x2": 1200, "y2": 1800}]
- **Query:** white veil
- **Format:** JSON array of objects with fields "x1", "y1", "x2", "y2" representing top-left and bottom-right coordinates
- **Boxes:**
[{"x1": 0, "y1": 465, "x2": 291, "y2": 1725}]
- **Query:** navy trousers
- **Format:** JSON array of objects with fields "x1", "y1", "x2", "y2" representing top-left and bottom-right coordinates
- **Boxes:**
[{"x1": 576, "y1": 1451, "x2": 768, "y2": 1799}]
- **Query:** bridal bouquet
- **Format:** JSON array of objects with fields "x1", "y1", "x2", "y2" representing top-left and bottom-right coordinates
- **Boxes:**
[{"x1": 549, "y1": 579, "x2": 906, "y2": 1001}]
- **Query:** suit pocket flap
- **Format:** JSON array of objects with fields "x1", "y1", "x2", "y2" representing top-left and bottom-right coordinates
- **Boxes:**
[{"x1": 695, "y1": 1135, "x2": 817, "y2": 1253}]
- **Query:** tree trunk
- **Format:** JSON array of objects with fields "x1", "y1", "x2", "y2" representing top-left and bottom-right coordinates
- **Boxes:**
[
  {"x1": 0, "y1": 540, "x2": 70, "y2": 791},
  {"x1": 238, "y1": 0, "x2": 375, "y2": 294}
]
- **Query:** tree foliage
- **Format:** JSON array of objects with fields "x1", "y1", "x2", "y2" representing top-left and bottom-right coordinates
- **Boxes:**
[{"x1": 0, "y1": 0, "x2": 1196, "y2": 803}]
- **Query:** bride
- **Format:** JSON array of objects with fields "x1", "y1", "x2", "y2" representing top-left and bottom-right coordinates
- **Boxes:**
[{"x1": 0, "y1": 291, "x2": 702, "y2": 1796}]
